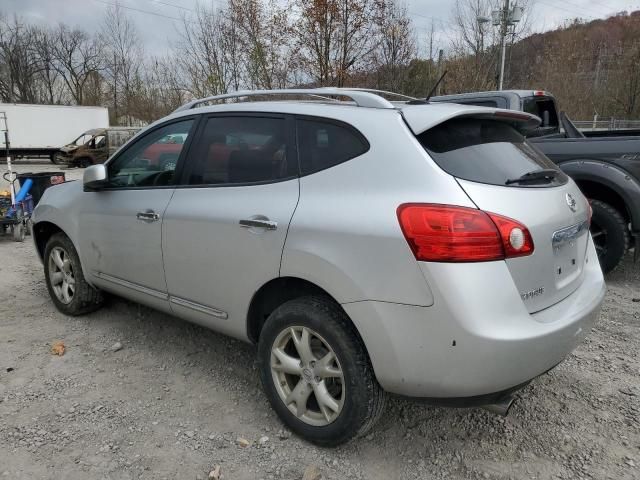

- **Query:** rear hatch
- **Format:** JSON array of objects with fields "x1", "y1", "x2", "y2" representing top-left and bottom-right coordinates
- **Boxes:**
[{"x1": 403, "y1": 106, "x2": 591, "y2": 313}]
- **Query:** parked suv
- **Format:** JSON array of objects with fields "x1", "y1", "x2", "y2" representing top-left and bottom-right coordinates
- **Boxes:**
[{"x1": 32, "y1": 89, "x2": 605, "y2": 446}]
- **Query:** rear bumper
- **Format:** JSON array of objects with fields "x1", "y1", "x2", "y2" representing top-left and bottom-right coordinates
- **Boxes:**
[{"x1": 343, "y1": 237, "x2": 605, "y2": 398}]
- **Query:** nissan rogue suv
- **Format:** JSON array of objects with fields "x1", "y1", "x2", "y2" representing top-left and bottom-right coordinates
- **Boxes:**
[{"x1": 31, "y1": 88, "x2": 606, "y2": 446}]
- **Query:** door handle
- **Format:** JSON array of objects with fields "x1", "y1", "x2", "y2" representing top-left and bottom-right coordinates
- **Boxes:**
[
  {"x1": 136, "y1": 210, "x2": 160, "y2": 222},
  {"x1": 239, "y1": 219, "x2": 278, "y2": 230}
]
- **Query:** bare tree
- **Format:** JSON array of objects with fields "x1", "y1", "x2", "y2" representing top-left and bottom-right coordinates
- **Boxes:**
[
  {"x1": 228, "y1": 0, "x2": 295, "y2": 89},
  {"x1": 31, "y1": 27, "x2": 65, "y2": 104},
  {"x1": 176, "y1": 3, "x2": 242, "y2": 97},
  {"x1": 613, "y1": 42, "x2": 640, "y2": 117},
  {"x1": 0, "y1": 15, "x2": 41, "y2": 102},
  {"x1": 101, "y1": 3, "x2": 143, "y2": 124},
  {"x1": 51, "y1": 24, "x2": 103, "y2": 105},
  {"x1": 371, "y1": 0, "x2": 416, "y2": 92},
  {"x1": 448, "y1": 0, "x2": 496, "y2": 91},
  {"x1": 133, "y1": 56, "x2": 188, "y2": 122},
  {"x1": 295, "y1": 0, "x2": 379, "y2": 87}
]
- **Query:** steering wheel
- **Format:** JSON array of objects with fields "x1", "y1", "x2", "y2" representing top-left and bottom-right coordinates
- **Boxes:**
[
  {"x1": 152, "y1": 170, "x2": 173, "y2": 186},
  {"x1": 560, "y1": 111, "x2": 585, "y2": 139}
]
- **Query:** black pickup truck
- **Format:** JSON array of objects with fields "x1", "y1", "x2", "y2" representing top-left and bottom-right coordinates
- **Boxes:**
[{"x1": 431, "y1": 90, "x2": 640, "y2": 273}]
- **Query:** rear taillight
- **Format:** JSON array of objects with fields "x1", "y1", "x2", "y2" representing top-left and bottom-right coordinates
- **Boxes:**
[
  {"x1": 487, "y1": 211, "x2": 534, "y2": 258},
  {"x1": 397, "y1": 204, "x2": 534, "y2": 262}
]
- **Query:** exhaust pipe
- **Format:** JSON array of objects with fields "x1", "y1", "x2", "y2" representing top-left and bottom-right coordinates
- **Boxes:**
[{"x1": 482, "y1": 395, "x2": 515, "y2": 417}]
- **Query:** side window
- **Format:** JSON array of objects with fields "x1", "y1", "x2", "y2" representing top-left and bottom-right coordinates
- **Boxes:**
[
  {"x1": 187, "y1": 116, "x2": 292, "y2": 185},
  {"x1": 107, "y1": 119, "x2": 193, "y2": 188},
  {"x1": 296, "y1": 118, "x2": 369, "y2": 175},
  {"x1": 91, "y1": 134, "x2": 106, "y2": 149}
]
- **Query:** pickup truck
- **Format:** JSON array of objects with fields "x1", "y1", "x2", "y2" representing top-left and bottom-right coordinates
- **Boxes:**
[{"x1": 430, "y1": 90, "x2": 640, "y2": 273}]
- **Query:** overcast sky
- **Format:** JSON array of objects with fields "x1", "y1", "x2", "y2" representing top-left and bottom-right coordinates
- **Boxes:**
[{"x1": 4, "y1": 0, "x2": 640, "y2": 57}]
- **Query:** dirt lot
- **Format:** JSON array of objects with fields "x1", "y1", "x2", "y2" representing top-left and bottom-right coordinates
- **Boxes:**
[{"x1": 1, "y1": 163, "x2": 639, "y2": 480}]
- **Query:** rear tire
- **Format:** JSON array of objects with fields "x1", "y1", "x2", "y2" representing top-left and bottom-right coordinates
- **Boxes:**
[
  {"x1": 590, "y1": 199, "x2": 629, "y2": 273},
  {"x1": 258, "y1": 296, "x2": 385, "y2": 446},
  {"x1": 44, "y1": 233, "x2": 104, "y2": 315}
]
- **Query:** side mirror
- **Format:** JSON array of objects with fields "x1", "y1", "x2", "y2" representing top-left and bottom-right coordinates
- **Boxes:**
[{"x1": 83, "y1": 164, "x2": 108, "y2": 191}]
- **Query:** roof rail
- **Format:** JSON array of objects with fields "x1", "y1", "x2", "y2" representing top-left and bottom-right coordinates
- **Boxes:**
[
  {"x1": 323, "y1": 87, "x2": 418, "y2": 101},
  {"x1": 174, "y1": 88, "x2": 396, "y2": 112}
]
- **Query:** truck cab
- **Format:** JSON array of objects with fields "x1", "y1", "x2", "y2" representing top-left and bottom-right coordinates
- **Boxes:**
[{"x1": 431, "y1": 90, "x2": 560, "y2": 137}]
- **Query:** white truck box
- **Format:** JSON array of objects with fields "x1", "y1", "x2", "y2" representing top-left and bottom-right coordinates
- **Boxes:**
[{"x1": 0, "y1": 103, "x2": 109, "y2": 159}]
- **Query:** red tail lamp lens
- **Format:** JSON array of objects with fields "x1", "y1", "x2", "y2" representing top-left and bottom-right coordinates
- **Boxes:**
[{"x1": 397, "y1": 204, "x2": 534, "y2": 262}]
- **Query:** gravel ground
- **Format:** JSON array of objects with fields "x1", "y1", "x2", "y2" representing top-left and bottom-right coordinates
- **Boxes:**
[{"x1": 0, "y1": 163, "x2": 639, "y2": 480}]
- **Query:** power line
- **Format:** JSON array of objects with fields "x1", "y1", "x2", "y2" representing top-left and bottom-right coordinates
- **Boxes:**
[
  {"x1": 544, "y1": 0, "x2": 620, "y2": 17},
  {"x1": 92, "y1": 0, "x2": 186, "y2": 22},
  {"x1": 146, "y1": 0, "x2": 194, "y2": 12},
  {"x1": 535, "y1": 0, "x2": 611, "y2": 19}
]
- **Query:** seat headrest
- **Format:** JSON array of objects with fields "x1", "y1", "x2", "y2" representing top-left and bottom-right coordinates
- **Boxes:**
[{"x1": 228, "y1": 150, "x2": 274, "y2": 183}]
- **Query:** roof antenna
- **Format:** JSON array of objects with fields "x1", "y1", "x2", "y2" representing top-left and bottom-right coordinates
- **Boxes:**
[{"x1": 425, "y1": 70, "x2": 447, "y2": 102}]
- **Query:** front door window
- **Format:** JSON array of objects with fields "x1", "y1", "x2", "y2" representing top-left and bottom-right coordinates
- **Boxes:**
[{"x1": 107, "y1": 119, "x2": 194, "y2": 188}]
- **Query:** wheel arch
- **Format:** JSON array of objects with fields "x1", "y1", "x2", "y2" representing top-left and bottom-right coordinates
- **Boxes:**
[
  {"x1": 246, "y1": 276, "x2": 366, "y2": 348},
  {"x1": 559, "y1": 159, "x2": 640, "y2": 229},
  {"x1": 575, "y1": 179, "x2": 630, "y2": 223},
  {"x1": 32, "y1": 221, "x2": 66, "y2": 262}
]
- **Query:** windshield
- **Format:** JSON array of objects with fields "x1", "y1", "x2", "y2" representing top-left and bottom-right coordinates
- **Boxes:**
[{"x1": 72, "y1": 133, "x2": 94, "y2": 146}]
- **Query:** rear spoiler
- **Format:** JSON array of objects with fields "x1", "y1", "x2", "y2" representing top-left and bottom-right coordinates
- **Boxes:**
[{"x1": 401, "y1": 105, "x2": 541, "y2": 135}]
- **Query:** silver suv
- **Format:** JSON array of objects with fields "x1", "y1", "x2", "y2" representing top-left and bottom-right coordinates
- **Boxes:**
[{"x1": 32, "y1": 89, "x2": 606, "y2": 446}]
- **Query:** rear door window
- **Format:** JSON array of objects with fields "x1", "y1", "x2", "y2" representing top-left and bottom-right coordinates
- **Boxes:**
[
  {"x1": 417, "y1": 118, "x2": 568, "y2": 187},
  {"x1": 296, "y1": 118, "x2": 369, "y2": 175},
  {"x1": 185, "y1": 116, "x2": 294, "y2": 185}
]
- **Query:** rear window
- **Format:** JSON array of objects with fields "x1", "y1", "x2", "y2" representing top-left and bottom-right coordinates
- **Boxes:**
[
  {"x1": 417, "y1": 118, "x2": 568, "y2": 187},
  {"x1": 523, "y1": 97, "x2": 558, "y2": 128}
]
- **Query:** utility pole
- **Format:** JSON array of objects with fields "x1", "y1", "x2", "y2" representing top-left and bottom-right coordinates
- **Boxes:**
[
  {"x1": 478, "y1": 2, "x2": 523, "y2": 90},
  {"x1": 498, "y1": 0, "x2": 510, "y2": 91},
  {"x1": 436, "y1": 49, "x2": 444, "y2": 96}
]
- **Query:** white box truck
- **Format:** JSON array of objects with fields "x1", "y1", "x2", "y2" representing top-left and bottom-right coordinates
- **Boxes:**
[{"x1": 0, "y1": 103, "x2": 109, "y2": 163}]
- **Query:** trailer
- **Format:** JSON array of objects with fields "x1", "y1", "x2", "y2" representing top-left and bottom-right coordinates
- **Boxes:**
[{"x1": 0, "y1": 103, "x2": 109, "y2": 163}]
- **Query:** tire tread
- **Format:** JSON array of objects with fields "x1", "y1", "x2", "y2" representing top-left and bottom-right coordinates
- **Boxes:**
[
  {"x1": 590, "y1": 199, "x2": 629, "y2": 273},
  {"x1": 258, "y1": 295, "x2": 385, "y2": 446},
  {"x1": 44, "y1": 232, "x2": 104, "y2": 315}
]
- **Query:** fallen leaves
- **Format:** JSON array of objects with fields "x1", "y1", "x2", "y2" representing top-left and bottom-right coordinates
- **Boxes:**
[
  {"x1": 51, "y1": 341, "x2": 65, "y2": 356},
  {"x1": 236, "y1": 437, "x2": 250, "y2": 448},
  {"x1": 302, "y1": 465, "x2": 322, "y2": 480},
  {"x1": 208, "y1": 465, "x2": 221, "y2": 479}
]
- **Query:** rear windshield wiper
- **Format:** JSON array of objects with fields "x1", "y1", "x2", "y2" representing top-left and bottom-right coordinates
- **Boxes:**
[{"x1": 505, "y1": 168, "x2": 559, "y2": 185}]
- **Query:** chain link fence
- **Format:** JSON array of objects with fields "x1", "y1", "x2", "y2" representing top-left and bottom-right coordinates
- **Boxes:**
[{"x1": 574, "y1": 119, "x2": 640, "y2": 130}]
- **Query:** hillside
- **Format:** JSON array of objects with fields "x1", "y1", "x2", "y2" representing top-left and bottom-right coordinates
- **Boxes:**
[{"x1": 505, "y1": 11, "x2": 640, "y2": 119}]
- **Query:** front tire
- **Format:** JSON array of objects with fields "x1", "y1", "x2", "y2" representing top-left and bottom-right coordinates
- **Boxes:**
[
  {"x1": 590, "y1": 199, "x2": 629, "y2": 273},
  {"x1": 51, "y1": 152, "x2": 66, "y2": 165},
  {"x1": 44, "y1": 233, "x2": 104, "y2": 315},
  {"x1": 258, "y1": 296, "x2": 385, "y2": 446}
]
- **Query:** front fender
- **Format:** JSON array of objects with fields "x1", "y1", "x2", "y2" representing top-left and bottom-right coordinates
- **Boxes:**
[
  {"x1": 32, "y1": 181, "x2": 94, "y2": 284},
  {"x1": 558, "y1": 159, "x2": 640, "y2": 230}
]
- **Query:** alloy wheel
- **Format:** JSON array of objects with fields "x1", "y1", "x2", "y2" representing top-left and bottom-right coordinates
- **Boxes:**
[
  {"x1": 590, "y1": 221, "x2": 607, "y2": 260},
  {"x1": 48, "y1": 246, "x2": 75, "y2": 304},
  {"x1": 270, "y1": 326, "x2": 345, "y2": 427}
]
